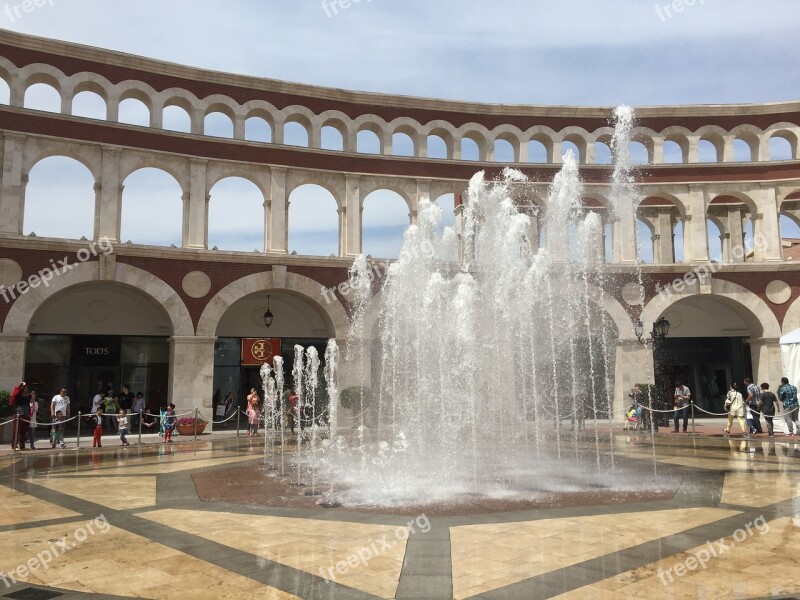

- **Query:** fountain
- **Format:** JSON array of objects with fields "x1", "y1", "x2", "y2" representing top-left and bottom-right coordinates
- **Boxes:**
[{"x1": 262, "y1": 107, "x2": 671, "y2": 508}]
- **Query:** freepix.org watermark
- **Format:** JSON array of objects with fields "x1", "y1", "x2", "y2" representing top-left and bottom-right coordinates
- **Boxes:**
[
  {"x1": 0, "y1": 237, "x2": 114, "y2": 304},
  {"x1": 4, "y1": 0, "x2": 54, "y2": 23},
  {"x1": 657, "y1": 515, "x2": 769, "y2": 586},
  {"x1": 654, "y1": 233, "x2": 767, "y2": 299},
  {"x1": 655, "y1": 0, "x2": 706, "y2": 22},
  {"x1": 321, "y1": 0, "x2": 374, "y2": 18},
  {"x1": 0, "y1": 515, "x2": 110, "y2": 588},
  {"x1": 319, "y1": 514, "x2": 431, "y2": 583}
]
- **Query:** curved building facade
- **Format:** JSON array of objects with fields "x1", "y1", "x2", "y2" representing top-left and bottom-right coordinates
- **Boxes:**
[{"x1": 1, "y1": 29, "x2": 799, "y2": 422}]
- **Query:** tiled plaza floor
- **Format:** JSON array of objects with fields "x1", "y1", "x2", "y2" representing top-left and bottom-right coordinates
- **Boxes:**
[{"x1": 0, "y1": 429, "x2": 798, "y2": 599}]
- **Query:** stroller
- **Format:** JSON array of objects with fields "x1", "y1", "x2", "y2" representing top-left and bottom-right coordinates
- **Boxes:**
[{"x1": 623, "y1": 403, "x2": 643, "y2": 431}]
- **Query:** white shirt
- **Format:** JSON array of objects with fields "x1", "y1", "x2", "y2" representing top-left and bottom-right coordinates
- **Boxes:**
[
  {"x1": 51, "y1": 394, "x2": 70, "y2": 416},
  {"x1": 132, "y1": 396, "x2": 146, "y2": 413},
  {"x1": 91, "y1": 393, "x2": 104, "y2": 413}
]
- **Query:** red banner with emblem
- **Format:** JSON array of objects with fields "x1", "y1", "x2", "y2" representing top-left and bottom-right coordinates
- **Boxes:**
[{"x1": 241, "y1": 338, "x2": 281, "y2": 366}]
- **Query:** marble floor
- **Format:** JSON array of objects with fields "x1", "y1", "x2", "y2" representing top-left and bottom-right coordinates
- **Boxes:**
[{"x1": 0, "y1": 431, "x2": 798, "y2": 599}]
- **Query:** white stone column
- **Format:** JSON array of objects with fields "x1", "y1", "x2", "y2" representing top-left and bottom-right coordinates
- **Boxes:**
[
  {"x1": 749, "y1": 338, "x2": 783, "y2": 388},
  {"x1": 755, "y1": 185, "x2": 783, "y2": 262},
  {"x1": 182, "y1": 159, "x2": 208, "y2": 249},
  {"x1": 0, "y1": 334, "x2": 28, "y2": 392},
  {"x1": 655, "y1": 209, "x2": 674, "y2": 263},
  {"x1": 233, "y1": 116, "x2": 246, "y2": 140},
  {"x1": 0, "y1": 133, "x2": 26, "y2": 235},
  {"x1": 613, "y1": 339, "x2": 654, "y2": 423},
  {"x1": 343, "y1": 174, "x2": 362, "y2": 257},
  {"x1": 190, "y1": 109, "x2": 204, "y2": 135},
  {"x1": 686, "y1": 185, "x2": 709, "y2": 263},
  {"x1": 168, "y1": 336, "x2": 216, "y2": 425},
  {"x1": 416, "y1": 178, "x2": 431, "y2": 216},
  {"x1": 267, "y1": 167, "x2": 288, "y2": 254},
  {"x1": 612, "y1": 192, "x2": 638, "y2": 264},
  {"x1": 727, "y1": 207, "x2": 744, "y2": 263},
  {"x1": 8, "y1": 74, "x2": 24, "y2": 108},
  {"x1": 93, "y1": 146, "x2": 122, "y2": 242},
  {"x1": 651, "y1": 137, "x2": 665, "y2": 165}
]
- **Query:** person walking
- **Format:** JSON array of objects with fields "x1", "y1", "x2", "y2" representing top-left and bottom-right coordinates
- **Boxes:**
[
  {"x1": 744, "y1": 378, "x2": 763, "y2": 434},
  {"x1": 778, "y1": 377, "x2": 799, "y2": 436},
  {"x1": 10, "y1": 382, "x2": 30, "y2": 451},
  {"x1": 759, "y1": 383, "x2": 780, "y2": 438},
  {"x1": 723, "y1": 383, "x2": 747, "y2": 436},
  {"x1": 673, "y1": 380, "x2": 691, "y2": 433},
  {"x1": 27, "y1": 391, "x2": 39, "y2": 449}
]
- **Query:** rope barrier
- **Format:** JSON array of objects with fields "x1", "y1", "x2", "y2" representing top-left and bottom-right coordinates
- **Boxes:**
[
  {"x1": 693, "y1": 405, "x2": 734, "y2": 417},
  {"x1": 212, "y1": 411, "x2": 240, "y2": 425}
]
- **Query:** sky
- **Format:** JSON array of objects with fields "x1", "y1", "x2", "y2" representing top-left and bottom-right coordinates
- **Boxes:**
[{"x1": 3, "y1": 0, "x2": 800, "y2": 258}]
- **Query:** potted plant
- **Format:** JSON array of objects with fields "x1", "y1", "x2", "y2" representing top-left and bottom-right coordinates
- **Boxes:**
[{"x1": 175, "y1": 416, "x2": 208, "y2": 436}]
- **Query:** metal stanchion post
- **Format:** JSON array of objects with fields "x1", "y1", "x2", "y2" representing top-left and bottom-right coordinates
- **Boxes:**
[
  {"x1": 236, "y1": 408, "x2": 241, "y2": 438},
  {"x1": 193, "y1": 407, "x2": 198, "y2": 440},
  {"x1": 138, "y1": 411, "x2": 143, "y2": 445},
  {"x1": 689, "y1": 400, "x2": 698, "y2": 436},
  {"x1": 76, "y1": 411, "x2": 81, "y2": 449}
]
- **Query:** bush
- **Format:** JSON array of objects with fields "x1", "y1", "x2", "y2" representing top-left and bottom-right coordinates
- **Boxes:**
[
  {"x1": 339, "y1": 387, "x2": 371, "y2": 410},
  {"x1": 0, "y1": 390, "x2": 10, "y2": 419}
]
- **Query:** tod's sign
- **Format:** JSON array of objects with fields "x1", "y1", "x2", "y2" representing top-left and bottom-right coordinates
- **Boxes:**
[{"x1": 84, "y1": 347, "x2": 110, "y2": 356}]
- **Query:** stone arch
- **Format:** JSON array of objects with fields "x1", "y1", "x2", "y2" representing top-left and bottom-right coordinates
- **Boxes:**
[
  {"x1": 68, "y1": 72, "x2": 114, "y2": 103},
  {"x1": 205, "y1": 164, "x2": 268, "y2": 198},
  {"x1": 359, "y1": 177, "x2": 416, "y2": 212},
  {"x1": 285, "y1": 170, "x2": 345, "y2": 207},
  {"x1": 765, "y1": 122, "x2": 800, "y2": 160},
  {"x1": 118, "y1": 152, "x2": 190, "y2": 193},
  {"x1": 660, "y1": 126, "x2": 692, "y2": 162},
  {"x1": 116, "y1": 80, "x2": 158, "y2": 106},
  {"x1": 641, "y1": 279, "x2": 781, "y2": 340},
  {"x1": 160, "y1": 87, "x2": 201, "y2": 112},
  {"x1": 425, "y1": 120, "x2": 457, "y2": 159},
  {"x1": 23, "y1": 140, "x2": 102, "y2": 182},
  {"x1": 19, "y1": 63, "x2": 66, "y2": 93},
  {"x1": 707, "y1": 190, "x2": 758, "y2": 220},
  {"x1": 242, "y1": 100, "x2": 279, "y2": 130},
  {"x1": 202, "y1": 94, "x2": 239, "y2": 119},
  {"x1": 196, "y1": 271, "x2": 349, "y2": 339},
  {"x1": 635, "y1": 189, "x2": 688, "y2": 219},
  {"x1": 3, "y1": 262, "x2": 194, "y2": 336},
  {"x1": 730, "y1": 124, "x2": 762, "y2": 160}
]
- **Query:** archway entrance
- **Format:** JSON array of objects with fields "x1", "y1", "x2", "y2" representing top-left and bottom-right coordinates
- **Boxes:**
[
  {"x1": 653, "y1": 295, "x2": 758, "y2": 415},
  {"x1": 24, "y1": 283, "x2": 174, "y2": 431},
  {"x1": 212, "y1": 291, "x2": 335, "y2": 428}
]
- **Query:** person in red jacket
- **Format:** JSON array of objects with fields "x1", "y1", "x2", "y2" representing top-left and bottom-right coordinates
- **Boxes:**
[{"x1": 10, "y1": 382, "x2": 29, "y2": 451}]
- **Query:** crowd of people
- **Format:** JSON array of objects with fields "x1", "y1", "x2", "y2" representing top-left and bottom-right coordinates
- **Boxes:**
[
  {"x1": 723, "y1": 377, "x2": 799, "y2": 438},
  {"x1": 8, "y1": 381, "x2": 162, "y2": 451},
  {"x1": 624, "y1": 376, "x2": 800, "y2": 438}
]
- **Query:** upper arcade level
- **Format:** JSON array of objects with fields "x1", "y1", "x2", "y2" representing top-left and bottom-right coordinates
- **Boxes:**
[
  {"x1": 0, "y1": 29, "x2": 799, "y2": 268},
  {"x1": 0, "y1": 29, "x2": 798, "y2": 166}
]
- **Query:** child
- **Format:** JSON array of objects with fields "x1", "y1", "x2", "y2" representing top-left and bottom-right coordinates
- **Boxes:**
[
  {"x1": 28, "y1": 392, "x2": 39, "y2": 449},
  {"x1": 745, "y1": 404, "x2": 756, "y2": 435},
  {"x1": 118, "y1": 409, "x2": 130, "y2": 447},
  {"x1": 91, "y1": 408, "x2": 104, "y2": 448},
  {"x1": 50, "y1": 411, "x2": 66, "y2": 449},
  {"x1": 163, "y1": 403, "x2": 176, "y2": 443}
]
